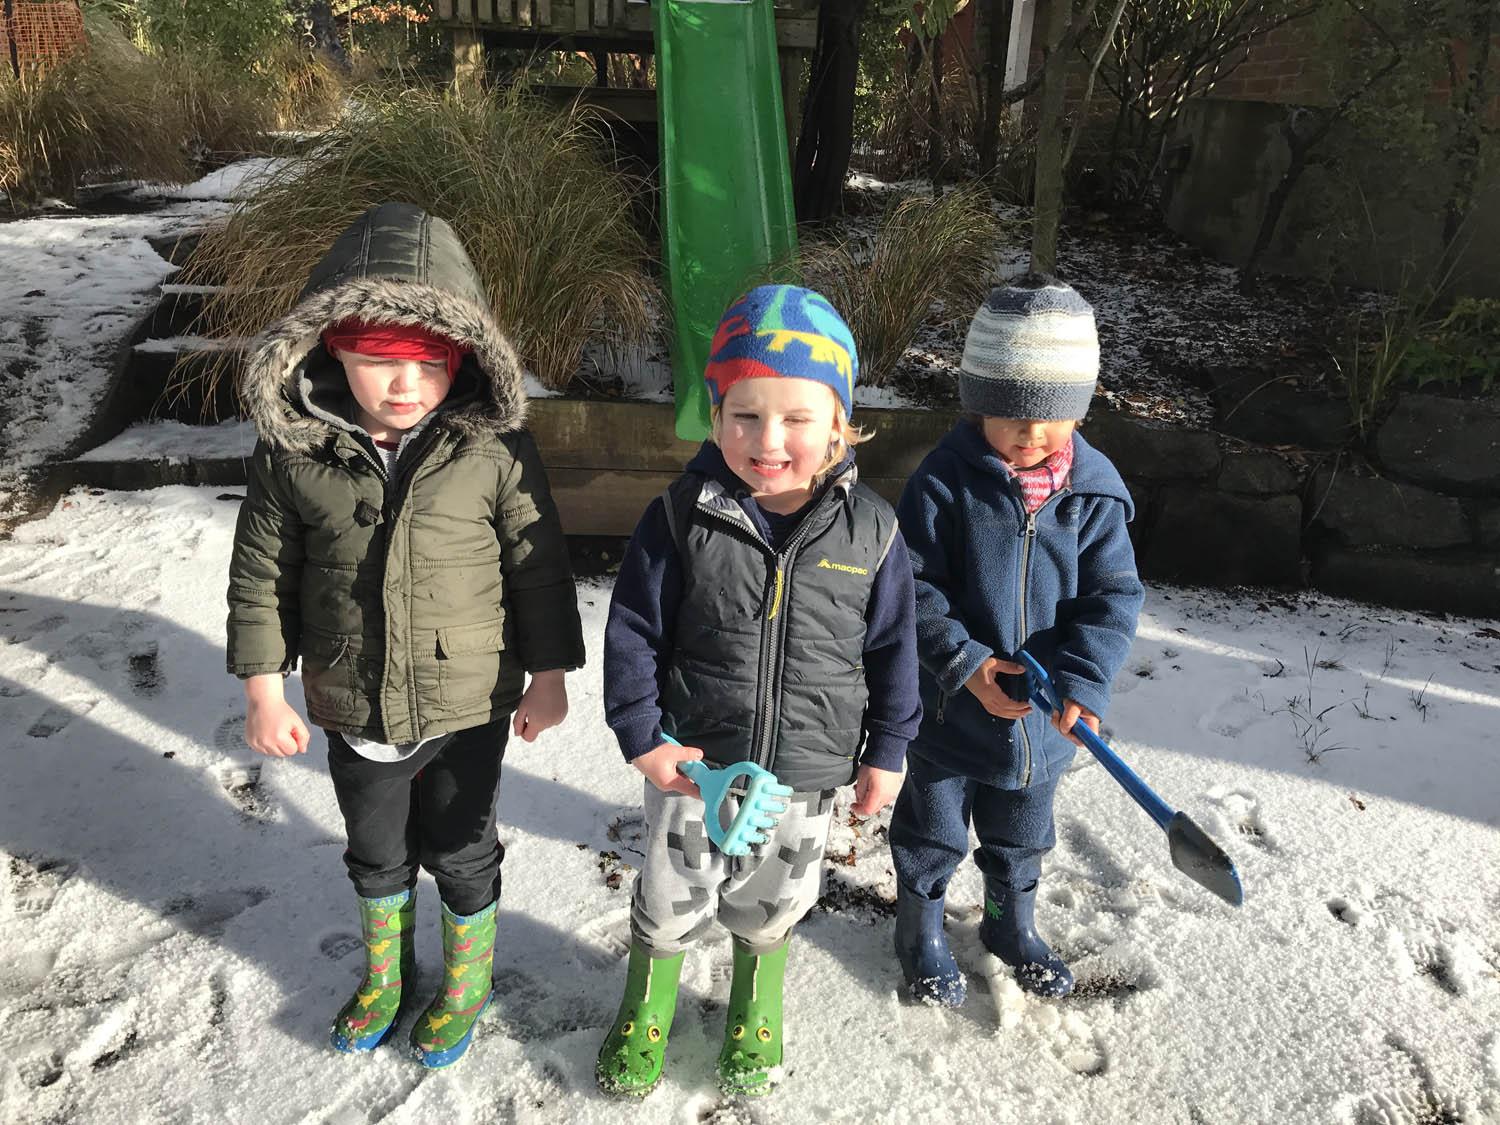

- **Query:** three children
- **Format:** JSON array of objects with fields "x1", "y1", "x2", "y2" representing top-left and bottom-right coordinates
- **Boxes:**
[{"x1": 228, "y1": 206, "x2": 1141, "y2": 1092}]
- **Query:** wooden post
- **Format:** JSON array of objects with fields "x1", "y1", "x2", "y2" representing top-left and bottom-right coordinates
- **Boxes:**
[{"x1": 452, "y1": 25, "x2": 485, "y2": 94}]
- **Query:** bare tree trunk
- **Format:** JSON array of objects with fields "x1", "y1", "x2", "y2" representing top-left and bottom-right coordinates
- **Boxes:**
[
  {"x1": 978, "y1": 0, "x2": 1015, "y2": 176},
  {"x1": 306, "y1": 1, "x2": 349, "y2": 70},
  {"x1": 928, "y1": 34, "x2": 946, "y2": 194},
  {"x1": 793, "y1": 0, "x2": 865, "y2": 222},
  {"x1": 1031, "y1": 0, "x2": 1074, "y2": 273},
  {"x1": 1440, "y1": 0, "x2": 1494, "y2": 255},
  {"x1": 1063, "y1": 0, "x2": 1129, "y2": 167},
  {"x1": 1240, "y1": 2, "x2": 1402, "y2": 291}
]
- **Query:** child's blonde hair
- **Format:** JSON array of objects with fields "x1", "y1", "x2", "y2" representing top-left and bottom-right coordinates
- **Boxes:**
[{"x1": 709, "y1": 392, "x2": 871, "y2": 482}]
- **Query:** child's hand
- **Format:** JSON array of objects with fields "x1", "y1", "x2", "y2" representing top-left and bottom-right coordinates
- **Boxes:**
[
  {"x1": 243, "y1": 675, "x2": 310, "y2": 757},
  {"x1": 632, "y1": 740, "x2": 704, "y2": 797},
  {"x1": 513, "y1": 669, "x2": 568, "y2": 742},
  {"x1": 964, "y1": 657, "x2": 1033, "y2": 720},
  {"x1": 850, "y1": 764, "x2": 903, "y2": 819},
  {"x1": 1052, "y1": 699, "x2": 1100, "y2": 747}
]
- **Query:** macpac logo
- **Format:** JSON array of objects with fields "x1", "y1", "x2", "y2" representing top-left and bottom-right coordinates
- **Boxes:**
[{"x1": 817, "y1": 558, "x2": 869, "y2": 576}]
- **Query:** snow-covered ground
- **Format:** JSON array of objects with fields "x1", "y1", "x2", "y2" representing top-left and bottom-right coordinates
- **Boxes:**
[
  {"x1": 2, "y1": 486, "x2": 1497, "y2": 1123},
  {"x1": 0, "y1": 160, "x2": 288, "y2": 520}
]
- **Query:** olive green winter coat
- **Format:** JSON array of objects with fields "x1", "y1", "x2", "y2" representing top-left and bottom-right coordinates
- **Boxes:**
[{"x1": 226, "y1": 203, "x2": 583, "y2": 743}]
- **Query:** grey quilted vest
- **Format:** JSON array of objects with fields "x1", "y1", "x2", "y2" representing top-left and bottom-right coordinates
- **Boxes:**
[{"x1": 659, "y1": 466, "x2": 898, "y2": 791}]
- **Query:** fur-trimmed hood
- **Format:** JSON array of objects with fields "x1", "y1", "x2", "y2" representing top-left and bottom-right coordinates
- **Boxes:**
[{"x1": 241, "y1": 202, "x2": 527, "y2": 454}]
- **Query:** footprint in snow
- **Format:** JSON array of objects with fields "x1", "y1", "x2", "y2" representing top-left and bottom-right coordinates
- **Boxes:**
[
  {"x1": 7, "y1": 852, "x2": 79, "y2": 915},
  {"x1": 215, "y1": 763, "x2": 277, "y2": 824},
  {"x1": 127, "y1": 643, "x2": 164, "y2": 697},
  {"x1": 1, "y1": 612, "x2": 66, "y2": 645},
  {"x1": 1349, "y1": 1033, "x2": 1466, "y2": 1124},
  {"x1": 1067, "y1": 948, "x2": 1159, "y2": 1006},
  {"x1": 319, "y1": 931, "x2": 362, "y2": 961},
  {"x1": 1200, "y1": 690, "x2": 1272, "y2": 739},
  {"x1": 1205, "y1": 788, "x2": 1278, "y2": 854},
  {"x1": 18, "y1": 1052, "x2": 65, "y2": 1090},
  {"x1": 994, "y1": 978, "x2": 1109, "y2": 1077},
  {"x1": 490, "y1": 967, "x2": 611, "y2": 1042},
  {"x1": 26, "y1": 698, "x2": 97, "y2": 738},
  {"x1": 574, "y1": 909, "x2": 633, "y2": 970},
  {"x1": 162, "y1": 887, "x2": 271, "y2": 938},
  {"x1": 1332, "y1": 887, "x2": 1484, "y2": 999},
  {"x1": 212, "y1": 713, "x2": 246, "y2": 755}
]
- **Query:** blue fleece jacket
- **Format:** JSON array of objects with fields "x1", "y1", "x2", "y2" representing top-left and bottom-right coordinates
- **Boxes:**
[
  {"x1": 605, "y1": 443, "x2": 921, "y2": 774},
  {"x1": 897, "y1": 423, "x2": 1144, "y2": 789}
]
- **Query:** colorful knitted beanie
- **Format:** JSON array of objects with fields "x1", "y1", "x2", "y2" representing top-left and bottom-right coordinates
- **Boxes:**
[
  {"x1": 959, "y1": 275, "x2": 1099, "y2": 420},
  {"x1": 704, "y1": 284, "x2": 858, "y2": 417}
]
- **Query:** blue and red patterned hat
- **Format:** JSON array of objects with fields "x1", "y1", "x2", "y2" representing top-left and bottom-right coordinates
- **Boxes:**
[{"x1": 703, "y1": 284, "x2": 858, "y2": 416}]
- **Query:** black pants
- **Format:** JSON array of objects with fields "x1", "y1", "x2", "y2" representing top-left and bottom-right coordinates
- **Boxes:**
[{"x1": 325, "y1": 719, "x2": 508, "y2": 915}]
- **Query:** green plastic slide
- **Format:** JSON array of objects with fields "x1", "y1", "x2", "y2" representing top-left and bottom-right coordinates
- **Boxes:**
[{"x1": 655, "y1": 0, "x2": 799, "y2": 441}]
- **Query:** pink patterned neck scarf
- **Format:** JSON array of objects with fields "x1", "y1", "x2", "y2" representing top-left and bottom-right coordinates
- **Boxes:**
[{"x1": 1006, "y1": 437, "x2": 1074, "y2": 514}]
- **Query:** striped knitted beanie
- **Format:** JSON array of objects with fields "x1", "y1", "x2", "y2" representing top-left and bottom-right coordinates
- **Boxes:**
[{"x1": 958, "y1": 275, "x2": 1099, "y2": 420}]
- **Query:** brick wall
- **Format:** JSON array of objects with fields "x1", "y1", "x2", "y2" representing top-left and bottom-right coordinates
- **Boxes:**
[{"x1": 1210, "y1": 20, "x2": 1329, "y2": 105}]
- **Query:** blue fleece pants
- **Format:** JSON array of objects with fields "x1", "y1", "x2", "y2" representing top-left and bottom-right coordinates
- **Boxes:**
[{"x1": 889, "y1": 750, "x2": 1061, "y2": 900}]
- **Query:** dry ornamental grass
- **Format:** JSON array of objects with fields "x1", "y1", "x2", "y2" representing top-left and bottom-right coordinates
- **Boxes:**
[{"x1": 175, "y1": 87, "x2": 657, "y2": 405}]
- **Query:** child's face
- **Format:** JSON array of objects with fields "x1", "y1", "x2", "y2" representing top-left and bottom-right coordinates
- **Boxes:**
[
  {"x1": 337, "y1": 350, "x2": 452, "y2": 441},
  {"x1": 981, "y1": 416, "x2": 1077, "y2": 468},
  {"x1": 717, "y1": 377, "x2": 839, "y2": 514}
]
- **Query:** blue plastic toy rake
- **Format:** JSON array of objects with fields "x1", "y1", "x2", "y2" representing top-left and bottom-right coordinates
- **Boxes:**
[
  {"x1": 661, "y1": 734, "x2": 794, "y2": 857},
  {"x1": 1017, "y1": 651, "x2": 1244, "y2": 907}
]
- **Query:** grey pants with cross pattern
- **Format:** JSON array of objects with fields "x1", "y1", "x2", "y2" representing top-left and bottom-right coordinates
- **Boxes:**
[{"x1": 631, "y1": 781, "x2": 837, "y2": 956}]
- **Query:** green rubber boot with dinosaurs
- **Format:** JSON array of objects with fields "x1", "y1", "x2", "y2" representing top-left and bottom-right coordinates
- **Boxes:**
[
  {"x1": 716, "y1": 938, "x2": 788, "y2": 1097},
  {"x1": 595, "y1": 941, "x2": 686, "y2": 1097},
  {"x1": 330, "y1": 889, "x2": 416, "y2": 1053},
  {"x1": 410, "y1": 899, "x2": 497, "y2": 1069}
]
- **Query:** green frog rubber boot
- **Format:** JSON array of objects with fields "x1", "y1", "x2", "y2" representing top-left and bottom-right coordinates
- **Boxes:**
[
  {"x1": 330, "y1": 889, "x2": 417, "y2": 1053},
  {"x1": 595, "y1": 941, "x2": 686, "y2": 1097},
  {"x1": 410, "y1": 899, "x2": 497, "y2": 1069},
  {"x1": 717, "y1": 939, "x2": 788, "y2": 1097}
]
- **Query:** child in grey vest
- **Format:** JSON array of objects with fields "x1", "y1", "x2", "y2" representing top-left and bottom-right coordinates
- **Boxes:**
[{"x1": 597, "y1": 285, "x2": 920, "y2": 1098}]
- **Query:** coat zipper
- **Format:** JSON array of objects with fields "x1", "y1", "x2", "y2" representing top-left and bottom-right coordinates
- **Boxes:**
[
  {"x1": 696, "y1": 494, "x2": 833, "y2": 771},
  {"x1": 1017, "y1": 509, "x2": 1037, "y2": 787},
  {"x1": 1014, "y1": 485, "x2": 1070, "y2": 787}
]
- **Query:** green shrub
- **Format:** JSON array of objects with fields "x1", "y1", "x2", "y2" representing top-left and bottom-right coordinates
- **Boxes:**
[
  {"x1": 177, "y1": 88, "x2": 657, "y2": 398},
  {"x1": 138, "y1": 0, "x2": 289, "y2": 66},
  {"x1": 792, "y1": 185, "x2": 1000, "y2": 387},
  {"x1": 1401, "y1": 298, "x2": 1500, "y2": 395}
]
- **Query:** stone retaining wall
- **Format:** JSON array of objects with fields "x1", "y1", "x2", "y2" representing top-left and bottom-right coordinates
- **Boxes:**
[{"x1": 1083, "y1": 394, "x2": 1499, "y2": 617}]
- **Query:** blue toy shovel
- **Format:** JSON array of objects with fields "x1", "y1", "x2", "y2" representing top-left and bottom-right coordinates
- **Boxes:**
[
  {"x1": 1017, "y1": 651, "x2": 1244, "y2": 907},
  {"x1": 660, "y1": 733, "x2": 794, "y2": 857}
]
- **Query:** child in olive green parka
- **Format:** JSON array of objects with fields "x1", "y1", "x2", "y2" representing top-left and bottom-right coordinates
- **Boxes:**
[{"x1": 225, "y1": 202, "x2": 584, "y2": 1068}]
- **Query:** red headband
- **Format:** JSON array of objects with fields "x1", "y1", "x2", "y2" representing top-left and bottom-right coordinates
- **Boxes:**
[{"x1": 322, "y1": 320, "x2": 470, "y2": 381}]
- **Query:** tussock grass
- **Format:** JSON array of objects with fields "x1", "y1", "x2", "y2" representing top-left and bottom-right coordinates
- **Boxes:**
[
  {"x1": 1, "y1": 13, "x2": 340, "y2": 210},
  {"x1": 795, "y1": 186, "x2": 1000, "y2": 387},
  {"x1": 176, "y1": 88, "x2": 656, "y2": 399},
  {"x1": 0, "y1": 52, "x2": 191, "y2": 210}
]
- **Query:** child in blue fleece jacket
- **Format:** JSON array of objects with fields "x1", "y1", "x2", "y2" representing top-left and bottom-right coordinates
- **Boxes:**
[
  {"x1": 890, "y1": 275, "x2": 1144, "y2": 1006},
  {"x1": 598, "y1": 285, "x2": 920, "y2": 1097}
]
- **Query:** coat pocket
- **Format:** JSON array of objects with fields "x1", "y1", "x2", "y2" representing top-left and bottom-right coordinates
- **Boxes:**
[
  {"x1": 436, "y1": 616, "x2": 507, "y2": 708},
  {"x1": 301, "y1": 629, "x2": 359, "y2": 717}
]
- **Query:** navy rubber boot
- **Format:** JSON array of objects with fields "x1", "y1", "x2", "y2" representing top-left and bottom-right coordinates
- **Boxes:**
[
  {"x1": 978, "y1": 880, "x2": 1074, "y2": 998},
  {"x1": 893, "y1": 884, "x2": 967, "y2": 1007}
]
